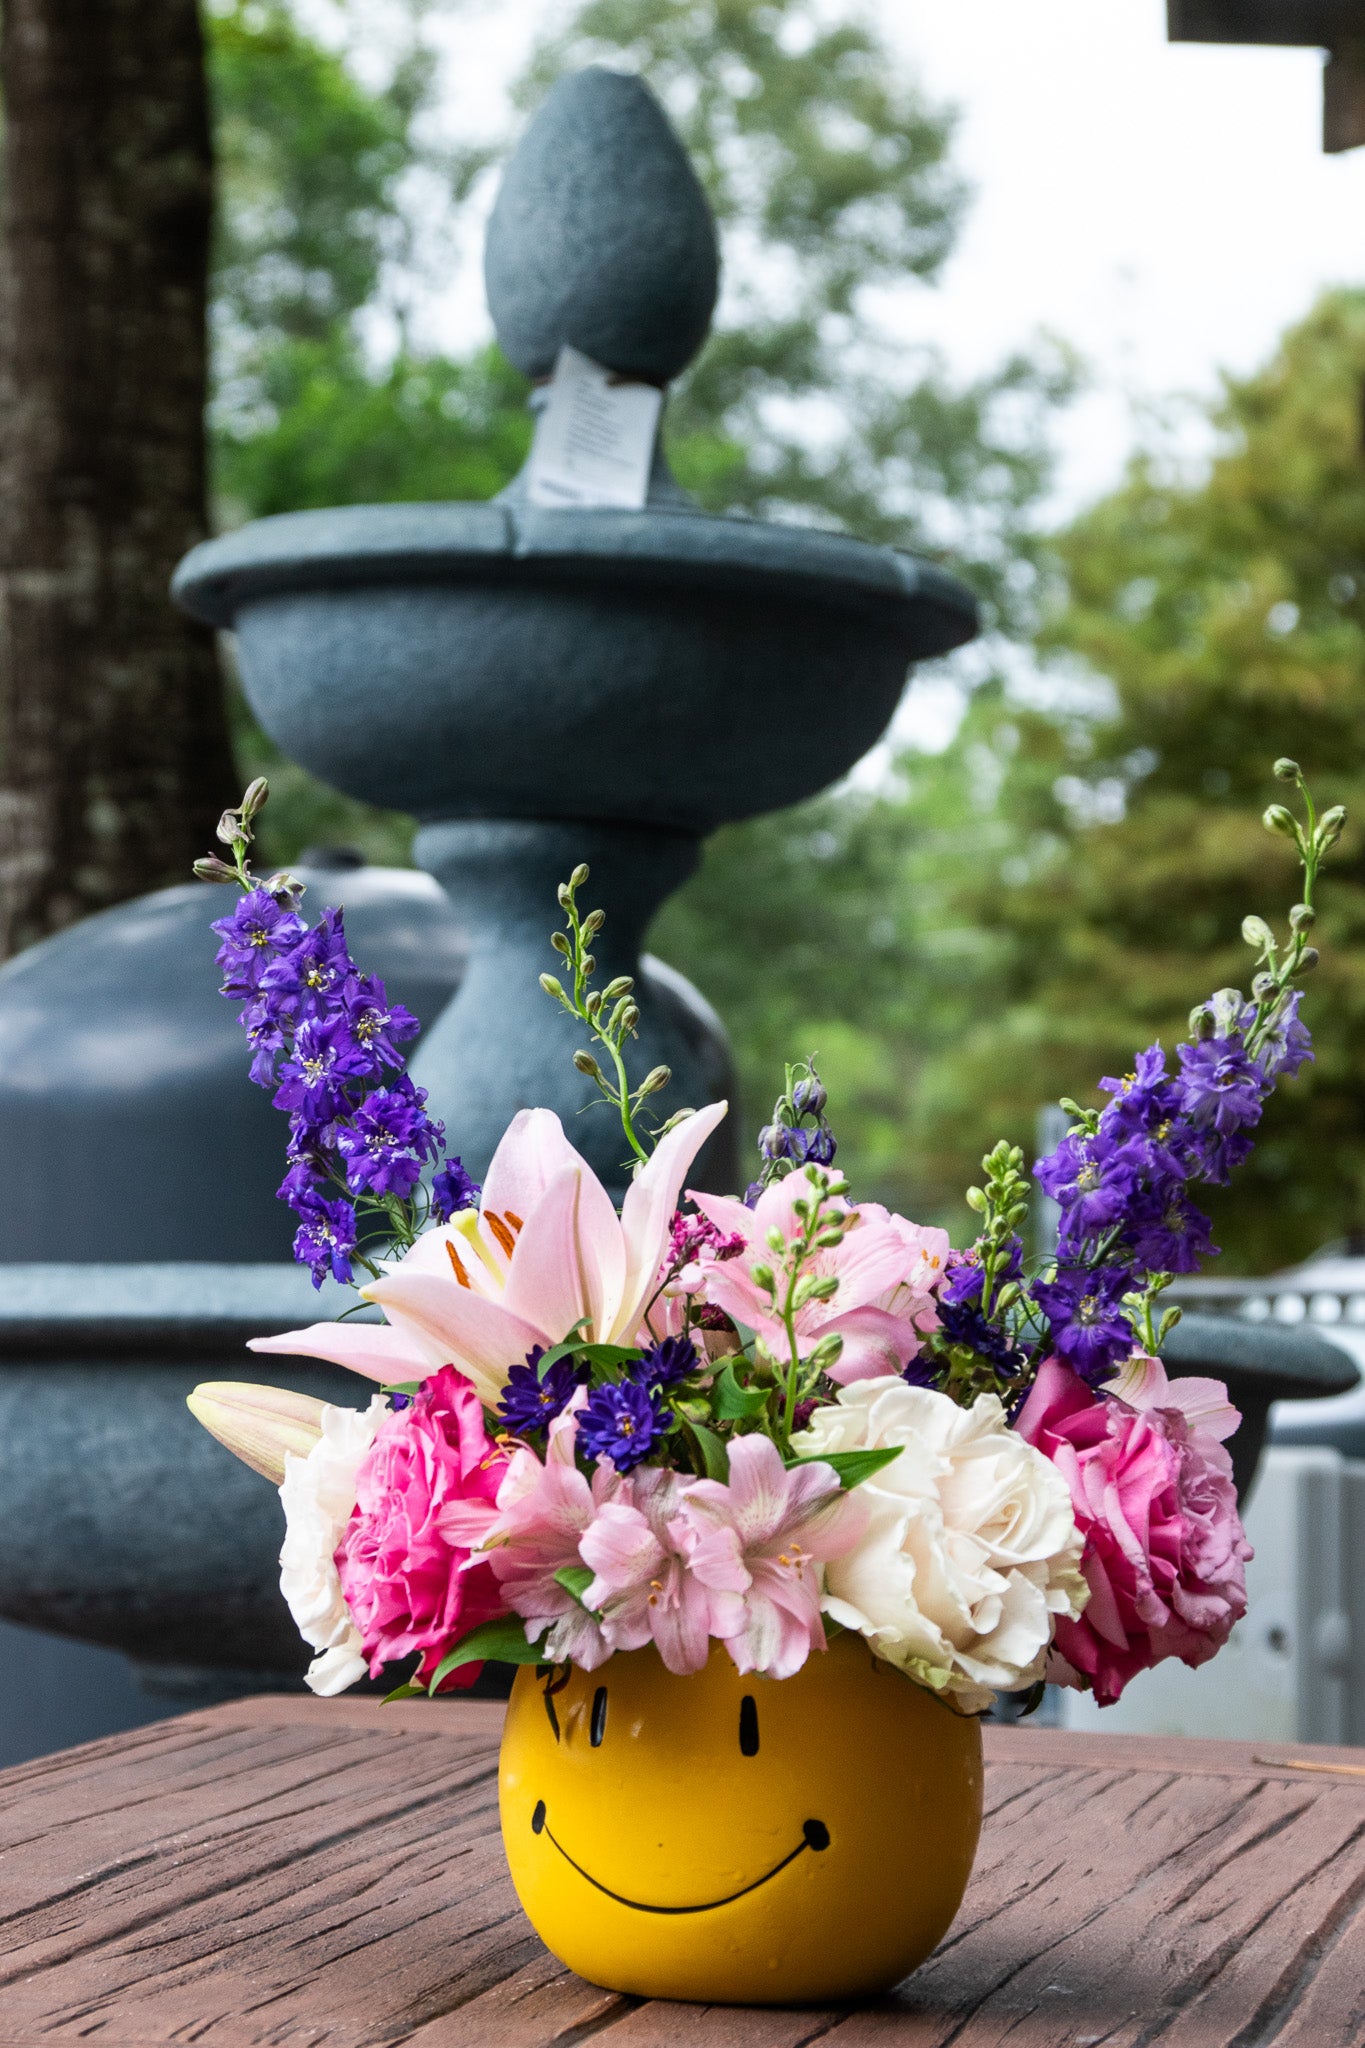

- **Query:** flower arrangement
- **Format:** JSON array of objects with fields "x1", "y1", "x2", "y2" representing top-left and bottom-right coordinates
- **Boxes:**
[{"x1": 191, "y1": 763, "x2": 1341, "y2": 1714}]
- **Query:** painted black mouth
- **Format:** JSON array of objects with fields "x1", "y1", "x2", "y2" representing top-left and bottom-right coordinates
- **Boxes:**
[{"x1": 529, "y1": 1800, "x2": 829, "y2": 1915}]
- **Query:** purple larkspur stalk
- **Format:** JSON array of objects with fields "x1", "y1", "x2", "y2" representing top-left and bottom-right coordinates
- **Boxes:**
[
  {"x1": 291, "y1": 1189, "x2": 358, "y2": 1287},
  {"x1": 336, "y1": 1077, "x2": 444, "y2": 1200}
]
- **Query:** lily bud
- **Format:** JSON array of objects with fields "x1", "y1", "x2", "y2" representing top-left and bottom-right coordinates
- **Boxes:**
[
  {"x1": 1273, "y1": 758, "x2": 1301, "y2": 782},
  {"x1": 1263, "y1": 804, "x2": 1299, "y2": 840},
  {"x1": 187, "y1": 1381, "x2": 327, "y2": 1485}
]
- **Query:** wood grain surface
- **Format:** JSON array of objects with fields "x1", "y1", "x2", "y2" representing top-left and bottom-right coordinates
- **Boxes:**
[{"x1": 2, "y1": 1695, "x2": 1364, "y2": 2045}]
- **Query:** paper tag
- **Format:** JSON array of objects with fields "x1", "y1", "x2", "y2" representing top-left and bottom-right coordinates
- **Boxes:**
[{"x1": 524, "y1": 345, "x2": 663, "y2": 511}]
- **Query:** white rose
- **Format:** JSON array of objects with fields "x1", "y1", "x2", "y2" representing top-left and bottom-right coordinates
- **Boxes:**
[
  {"x1": 793, "y1": 1377, "x2": 1087, "y2": 1712},
  {"x1": 278, "y1": 1397, "x2": 388, "y2": 1697}
]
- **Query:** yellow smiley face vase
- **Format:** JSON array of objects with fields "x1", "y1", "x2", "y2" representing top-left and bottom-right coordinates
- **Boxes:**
[{"x1": 498, "y1": 1631, "x2": 984, "y2": 2005}]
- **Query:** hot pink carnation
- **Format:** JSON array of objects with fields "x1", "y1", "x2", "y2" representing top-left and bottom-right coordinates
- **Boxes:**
[
  {"x1": 335, "y1": 1366, "x2": 509, "y2": 1691},
  {"x1": 1016, "y1": 1354, "x2": 1252, "y2": 1706}
]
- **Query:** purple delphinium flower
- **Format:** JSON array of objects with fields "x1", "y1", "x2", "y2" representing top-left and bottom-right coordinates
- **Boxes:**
[
  {"x1": 632, "y1": 1335, "x2": 699, "y2": 1390},
  {"x1": 336, "y1": 1077, "x2": 444, "y2": 1199},
  {"x1": 1038, "y1": 1129, "x2": 1139, "y2": 1242},
  {"x1": 1128, "y1": 1187, "x2": 1218, "y2": 1275},
  {"x1": 342, "y1": 973, "x2": 420, "y2": 1070},
  {"x1": 431, "y1": 1157, "x2": 481, "y2": 1221},
  {"x1": 1259, "y1": 989, "x2": 1314, "y2": 1081},
  {"x1": 1176, "y1": 1035, "x2": 1267, "y2": 1138},
  {"x1": 291, "y1": 1189, "x2": 358, "y2": 1288},
  {"x1": 213, "y1": 889, "x2": 307, "y2": 998},
  {"x1": 1033, "y1": 1264, "x2": 1135, "y2": 1384},
  {"x1": 498, "y1": 1346, "x2": 589, "y2": 1435},
  {"x1": 259, "y1": 907, "x2": 354, "y2": 1021},
  {"x1": 272, "y1": 1014, "x2": 373, "y2": 1122},
  {"x1": 578, "y1": 1379, "x2": 672, "y2": 1473}
]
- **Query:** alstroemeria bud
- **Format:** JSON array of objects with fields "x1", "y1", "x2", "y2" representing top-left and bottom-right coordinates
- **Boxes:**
[
  {"x1": 1316, "y1": 805, "x2": 1346, "y2": 851},
  {"x1": 1290, "y1": 902, "x2": 1316, "y2": 930},
  {"x1": 1242, "y1": 915, "x2": 1275, "y2": 952},
  {"x1": 1263, "y1": 804, "x2": 1299, "y2": 840},
  {"x1": 573, "y1": 1049, "x2": 603, "y2": 1079},
  {"x1": 1274, "y1": 758, "x2": 1301, "y2": 782},
  {"x1": 187, "y1": 1381, "x2": 327, "y2": 1485}
]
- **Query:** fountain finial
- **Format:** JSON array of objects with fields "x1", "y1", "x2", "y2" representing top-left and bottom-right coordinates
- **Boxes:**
[{"x1": 484, "y1": 67, "x2": 720, "y2": 385}]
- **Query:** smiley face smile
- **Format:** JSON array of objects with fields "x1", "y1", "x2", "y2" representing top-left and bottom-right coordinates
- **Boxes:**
[{"x1": 529, "y1": 1799, "x2": 830, "y2": 1915}]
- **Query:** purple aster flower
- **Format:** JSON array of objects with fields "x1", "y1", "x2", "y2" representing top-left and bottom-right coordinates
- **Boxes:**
[
  {"x1": 631, "y1": 1335, "x2": 699, "y2": 1389},
  {"x1": 273, "y1": 1014, "x2": 373, "y2": 1122},
  {"x1": 336, "y1": 1077, "x2": 444, "y2": 1199},
  {"x1": 431, "y1": 1157, "x2": 481, "y2": 1222},
  {"x1": 291, "y1": 1190, "x2": 357, "y2": 1288},
  {"x1": 933, "y1": 1298, "x2": 1027, "y2": 1378},
  {"x1": 342, "y1": 973, "x2": 420, "y2": 1070},
  {"x1": 1259, "y1": 989, "x2": 1314, "y2": 1081},
  {"x1": 578, "y1": 1379, "x2": 672, "y2": 1473},
  {"x1": 213, "y1": 889, "x2": 307, "y2": 999},
  {"x1": 498, "y1": 1346, "x2": 589, "y2": 1434},
  {"x1": 1033, "y1": 1264, "x2": 1135, "y2": 1385},
  {"x1": 260, "y1": 907, "x2": 356, "y2": 1023}
]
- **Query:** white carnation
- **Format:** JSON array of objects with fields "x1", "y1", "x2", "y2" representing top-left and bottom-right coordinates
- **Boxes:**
[
  {"x1": 793, "y1": 1377, "x2": 1087, "y2": 1713},
  {"x1": 278, "y1": 1397, "x2": 388, "y2": 1697}
]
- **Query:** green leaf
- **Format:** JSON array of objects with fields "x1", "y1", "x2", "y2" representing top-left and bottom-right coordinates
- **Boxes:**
[
  {"x1": 684, "y1": 1416, "x2": 730, "y2": 1481},
  {"x1": 713, "y1": 1359, "x2": 769, "y2": 1421},
  {"x1": 380, "y1": 1381, "x2": 421, "y2": 1397},
  {"x1": 786, "y1": 1445, "x2": 903, "y2": 1490},
  {"x1": 426, "y1": 1615, "x2": 549, "y2": 1692},
  {"x1": 381, "y1": 1680, "x2": 424, "y2": 1703},
  {"x1": 554, "y1": 1564, "x2": 596, "y2": 1608}
]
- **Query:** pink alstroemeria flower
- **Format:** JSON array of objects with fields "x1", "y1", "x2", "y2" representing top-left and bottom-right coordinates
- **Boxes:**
[
  {"x1": 454, "y1": 1401, "x2": 620, "y2": 1668},
  {"x1": 686, "y1": 1171, "x2": 949, "y2": 1385},
  {"x1": 249, "y1": 1100, "x2": 728, "y2": 1405},
  {"x1": 579, "y1": 1465, "x2": 744, "y2": 1675},
  {"x1": 679, "y1": 1434, "x2": 866, "y2": 1678}
]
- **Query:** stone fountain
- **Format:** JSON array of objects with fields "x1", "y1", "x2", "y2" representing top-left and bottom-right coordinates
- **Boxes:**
[{"x1": 0, "y1": 67, "x2": 1349, "y2": 1736}]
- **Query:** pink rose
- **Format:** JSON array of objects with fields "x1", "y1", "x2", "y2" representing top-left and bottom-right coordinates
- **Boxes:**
[
  {"x1": 1016, "y1": 1354, "x2": 1252, "y2": 1706},
  {"x1": 336, "y1": 1366, "x2": 509, "y2": 1690}
]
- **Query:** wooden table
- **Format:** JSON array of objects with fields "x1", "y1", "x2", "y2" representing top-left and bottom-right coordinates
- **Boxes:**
[{"x1": 3, "y1": 1697, "x2": 1365, "y2": 2046}]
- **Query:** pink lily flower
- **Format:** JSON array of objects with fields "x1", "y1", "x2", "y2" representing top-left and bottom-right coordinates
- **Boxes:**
[
  {"x1": 249, "y1": 1100, "x2": 728, "y2": 1405},
  {"x1": 679, "y1": 1434, "x2": 867, "y2": 1678},
  {"x1": 685, "y1": 1172, "x2": 949, "y2": 1385},
  {"x1": 579, "y1": 1465, "x2": 744, "y2": 1675}
]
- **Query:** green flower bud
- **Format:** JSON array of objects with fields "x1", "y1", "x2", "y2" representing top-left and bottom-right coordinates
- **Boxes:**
[
  {"x1": 1316, "y1": 805, "x2": 1347, "y2": 850},
  {"x1": 807, "y1": 1331, "x2": 844, "y2": 1372},
  {"x1": 192, "y1": 854, "x2": 237, "y2": 883},
  {"x1": 1241, "y1": 914, "x2": 1275, "y2": 951},
  {"x1": 603, "y1": 976, "x2": 634, "y2": 1000},
  {"x1": 550, "y1": 930, "x2": 571, "y2": 956},
  {"x1": 572, "y1": 1049, "x2": 603, "y2": 1079},
  {"x1": 1251, "y1": 971, "x2": 1277, "y2": 999},
  {"x1": 241, "y1": 776, "x2": 270, "y2": 817},
  {"x1": 1189, "y1": 1003, "x2": 1216, "y2": 1039},
  {"x1": 215, "y1": 808, "x2": 242, "y2": 847},
  {"x1": 1273, "y1": 757, "x2": 1301, "y2": 782},
  {"x1": 639, "y1": 1064, "x2": 671, "y2": 1095},
  {"x1": 765, "y1": 1226, "x2": 786, "y2": 1253},
  {"x1": 1289, "y1": 902, "x2": 1316, "y2": 930},
  {"x1": 619, "y1": 1003, "x2": 639, "y2": 1032},
  {"x1": 751, "y1": 1263, "x2": 775, "y2": 1292},
  {"x1": 965, "y1": 1187, "x2": 987, "y2": 1214},
  {"x1": 1263, "y1": 804, "x2": 1299, "y2": 840},
  {"x1": 569, "y1": 863, "x2": 590, "y2": 889},
  {"x1": 557, "y1": 883, "x2": 571, "y2": 909},
  {"x1": 1300, "y1": 946, "x2": 1320, "y2": 970},
  {"x1": 539, "y1": 973, "x2": 565, "y2": 1000},
  {"x1": 582, "y1": 908, "x2": 605, "y2": 937}
]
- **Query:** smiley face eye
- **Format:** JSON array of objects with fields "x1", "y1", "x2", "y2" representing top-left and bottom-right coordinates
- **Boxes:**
[
  {"x1": 739, "y1": 1694, "x2": 759, "y2": 1756},
  {"x1": 590, "y1": 1685, "x2": 608, "y2": 1747}
]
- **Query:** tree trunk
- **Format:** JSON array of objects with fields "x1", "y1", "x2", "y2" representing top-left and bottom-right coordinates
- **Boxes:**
[{"x1": 0, "y1": 0, "x2": 236, "y2": 957}]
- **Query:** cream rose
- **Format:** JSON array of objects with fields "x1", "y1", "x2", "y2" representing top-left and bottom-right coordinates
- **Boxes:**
[
  {"x1": 793, "y1": 1377, "x2": 1087, "y2": 1712},
  {"x1": 279, "y1": 1396, "x2": 388, "y2": 1696}
]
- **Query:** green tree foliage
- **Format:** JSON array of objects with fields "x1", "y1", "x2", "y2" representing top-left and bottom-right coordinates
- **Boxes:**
[{"x1": 880, "y1": 290, "x2": 1365, "y2": 1270}]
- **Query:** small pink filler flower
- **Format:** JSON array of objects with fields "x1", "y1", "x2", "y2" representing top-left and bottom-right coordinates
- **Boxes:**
[
  {"x1": 335, "y1": 1366, "x2": 509, "y2": 1691},
  {"x1": 1016, "y1": 1353, "x2": 1252, "y2": 1706}
]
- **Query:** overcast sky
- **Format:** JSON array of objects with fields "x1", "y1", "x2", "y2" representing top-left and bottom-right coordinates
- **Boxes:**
[{"x1": 424, "y1": 0, "x2": 1365, "y2": 517}]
